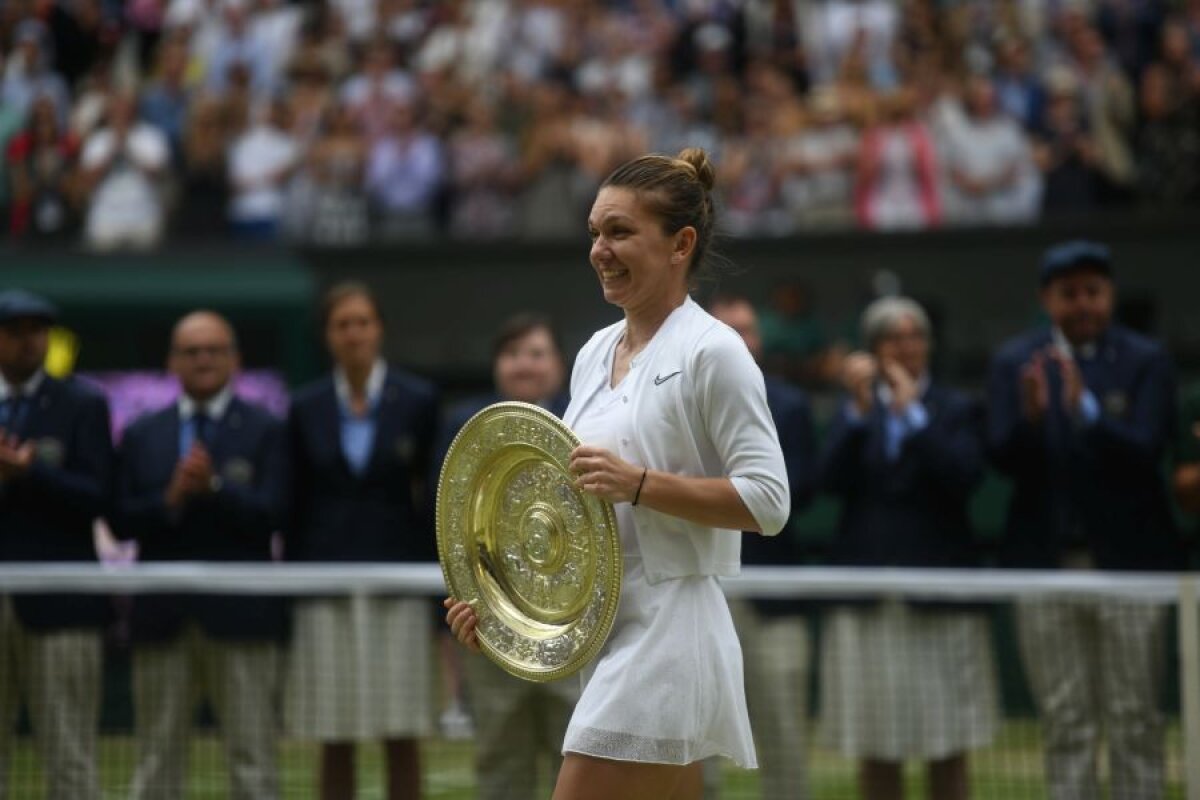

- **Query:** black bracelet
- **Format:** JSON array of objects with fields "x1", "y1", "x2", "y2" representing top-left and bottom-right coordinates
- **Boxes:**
[{"x1": 632, "y1": 468, "x2": 648, "y2": 506}]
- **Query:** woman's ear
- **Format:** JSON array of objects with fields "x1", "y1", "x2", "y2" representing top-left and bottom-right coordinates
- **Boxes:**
[{"x1": 673, "y1": 226, "x2": 697, "y2": 266}]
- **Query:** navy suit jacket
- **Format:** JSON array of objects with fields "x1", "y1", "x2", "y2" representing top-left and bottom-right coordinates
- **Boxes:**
[
  {"x1": 741, "y1": 376, "x2": 818, "y2": 616},
  {"x1": 820, "y1": 383, "x2": 985, "y2": 570},
  {"x1": 986, "y1": 324, "x2": 1182, "y2": 570},
  {"x1": 287, "y1": 368, "x2": 438, "y2": 563},
  {"x1": 115, "y1": 395, "x2": 287, "y2": 642},
  {"x1": 0, "y1": 375, "x2": 113, "y2": 631}
]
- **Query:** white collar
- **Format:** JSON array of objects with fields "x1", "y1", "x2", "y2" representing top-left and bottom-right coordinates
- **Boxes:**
[
  {"x1": 335, "y1": 359, "x2": 387, "y2": 411},
  {"x1": 1052, "y1": 327, "x2": 1098, "y2": 360},
  {"x1": 178, "y1": 383, "x2": 235, "y2": 421},
  {"x1": 0, "y1": 369, "x2": 45, "y2": 402}
]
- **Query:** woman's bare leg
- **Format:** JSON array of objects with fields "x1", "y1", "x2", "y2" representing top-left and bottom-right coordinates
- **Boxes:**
[
  {"x1": 552, "y1": 753, "x2": 702, "y2": 800},
  {"x1": 384, "y1": 737, "x2": 421, "y2": 800},
  {"x1": 320, "y1": 742, "x2": 354, "y2": 800},
  {"x1": 860, "y1": 758, "x2": 904, "y2": 800},
  {"x1": 929, "y1": 753, "x2": 969, "y2": 800}
]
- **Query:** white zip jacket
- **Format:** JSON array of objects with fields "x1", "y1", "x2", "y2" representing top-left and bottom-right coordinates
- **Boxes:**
[{"x1": 564, "y1": 296, "x2": 790, "y2": 585}]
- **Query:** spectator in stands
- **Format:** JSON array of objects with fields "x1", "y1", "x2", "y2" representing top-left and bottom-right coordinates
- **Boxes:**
[
  {"x1": 41, "y1": 0, "x2": 112, "y2": 91},
  {"x1": 204, "y1": 1, "x2": 271, "y2": 98},
  {"x1": 1, "y1": 20, "x2": 71, "y2": 125},
  {"x1": 139, "y1": 34, "x2": 194, "y2": 162},
  {"x1": 447, "y1": 97, "x2": 518, "y2": 238},
  {"x1": 986, "y1": 241, "x2": 1180, "y2": 800},
  {"x1": 174, "y1": 93, "x2": 231, "y2": 238},
  {"x1": 226, "y1": 96, "x2": 298, "y2": 240},
  {"x1": 0, "y1": 290, "x2": 112, "y2": 800},
  {"x1": 365, "y1": 98, "x2": 443, "y2": 239},
  {"x1": 719, "y1": 97, "x2": 790, "y2": 236},
  {"x1": 855, "y1": 89, "x2": 941, "y2": 230},
  {"x1": 286, "y1": 101, "x2": 369, "y2": 244},
  {"x1": 77, "y1": 90, "x2": 170, "y2": 250},
  {"x1": 1136, "y1": 63, "x2": 1200, "y2": 206},
  {"x1": 0, "y1": 95, "x2": 19, "y2": 227},
  {"x1": 6, "y1": 93, "x2": 79, "y2": 239},
  {"x1": 993, "y1": 36, "x2": 1045, "y2": 130},
  {"x1": 803, "y1": 0, "x2": 900, "y2": 89},
  {"x1": 340, "y1": 38, "x2": 416, "y2": 144},
  {"x1": 1033, "y1": 68, "x2": 1101, "y2": 215},
  {"x1": 779, "y1": 86, "x2": 860, "y2": 230},
  {"x1": 708, "y1": 294, "x2": 818, "y2": 800},
  {"x1": 285, "y1": 282, "x2": 438, "y2": 800},
  {"x1": 433, "y1": 313, "x2": 577, "y2": 800},
  {"x1": 940, "y1": 76, "x2": 1041, "y2": 226},
  {"x1": 1070, "y1": 25, "x2": 1136, "y2": 205},
  {"x1": 819, "y1": 296, "x2": 997, "y2": 800},
  {"x1": 115, "y1": 311, "x2": 286, "y2": 800}
]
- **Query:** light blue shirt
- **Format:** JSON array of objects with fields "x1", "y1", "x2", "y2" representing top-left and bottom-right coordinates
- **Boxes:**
[
  {"x1": 1051, "y1": 328, "x2": 1102, "y2": 426},
  {"x1": 335, "y1": 360, "x2": 386, "y2": 476},
  {"x1": 844, "y1": 376, "x2": 931, "y2": 462}
]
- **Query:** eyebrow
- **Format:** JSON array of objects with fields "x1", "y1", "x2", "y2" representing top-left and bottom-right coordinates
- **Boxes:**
[{"x1": 587, "y1": 212, "x2": 636, "y2": 229}]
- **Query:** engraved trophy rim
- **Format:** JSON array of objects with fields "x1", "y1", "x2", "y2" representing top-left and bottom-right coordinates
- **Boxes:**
[{"x1": 436, "y1": 401, "x2": 622, "y2": 682}]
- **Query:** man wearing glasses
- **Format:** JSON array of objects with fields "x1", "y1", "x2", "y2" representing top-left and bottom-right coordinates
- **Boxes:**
[{"x1": 114, "y1": 311, "x2": 287, "y2": 800}]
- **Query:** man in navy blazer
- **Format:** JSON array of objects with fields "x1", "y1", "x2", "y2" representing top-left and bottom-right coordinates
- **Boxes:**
[
  {"x1": 115, "y1": 311, "x2": 285, "y2": 800},
  {"x1": 432, "y1": 313, "x2": 578, "y2": 800},
  {"x1": 708, "y1": 295, "x2": 817, "y2": 800},
  {"x1": 0, "y1": 290, "x2": 112, "y2": 800},
  {"x1": 987, "y1": 241, "x2": 1179, "y2": 800}
]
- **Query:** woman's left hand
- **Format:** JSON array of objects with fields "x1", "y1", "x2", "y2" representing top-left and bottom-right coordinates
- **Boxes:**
[{"x1": 569, "y1": 445, "x2": 645, "y2": 504}]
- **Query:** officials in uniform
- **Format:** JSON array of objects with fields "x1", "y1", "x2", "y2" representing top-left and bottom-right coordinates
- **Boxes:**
[
  {"x1": 433, "y1": 312, "x2": 578, "y2": 800},
  {"x1": 0, "y1": 290, "x2": 113, "y2": 800},
  {"x1": 987, "y1": 241, "x2": 1180, "y2": 800},
  {"x1": 707, "y1": 294, "x2": 817, "y2": 800},
  {"x1": 286, "y1": 282, "x2": 438, "y2": 800},
  {"x1": 115, "y1": 311, "x2": 287, "y2": 800},
  {"x1": 819, "y1": 297, "x2": 997, "y2": 800}
]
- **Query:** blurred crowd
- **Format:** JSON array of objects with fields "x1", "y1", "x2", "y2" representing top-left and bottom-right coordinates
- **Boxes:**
[{"x1": 1, "y1": 0, "x2": 1199, "y2": 248}]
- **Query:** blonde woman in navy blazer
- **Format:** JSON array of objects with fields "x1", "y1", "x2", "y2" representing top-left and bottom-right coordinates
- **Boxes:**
[{"x1": 285, "y1": 282, "x2": 438, "y2": 800}]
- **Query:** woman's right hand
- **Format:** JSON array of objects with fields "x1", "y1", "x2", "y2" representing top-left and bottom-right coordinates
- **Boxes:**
[{"x1": 443, "y1": 597, "x2": 480, "y2": 651}]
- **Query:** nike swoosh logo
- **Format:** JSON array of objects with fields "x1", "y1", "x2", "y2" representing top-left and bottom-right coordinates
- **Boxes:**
[{"x1": 654, "y1": 371, "x2": 681, "y2": 386}]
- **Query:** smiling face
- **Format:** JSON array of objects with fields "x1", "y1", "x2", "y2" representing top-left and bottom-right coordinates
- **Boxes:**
[
  {"x1": 494, "y1": 325, "x2": 564, "y2": 405},
  {"x1": 169, "y1": 313, "x2": 239, "y2": 402},
  {"x1": 587, "y1": 186, "x2": 693, "y2": 315},
  {"x1": 1040, "y1": 268, "x2": 1114, "y2": 346}
]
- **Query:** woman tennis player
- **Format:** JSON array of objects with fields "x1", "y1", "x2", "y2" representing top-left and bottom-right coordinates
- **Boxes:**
[{"x1": 447, "y1": 147, "x2": 790, "y2": 800}]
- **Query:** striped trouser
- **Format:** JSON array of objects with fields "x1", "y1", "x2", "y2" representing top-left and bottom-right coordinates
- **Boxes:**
[
  {"x1": 1017, "y1": 598, "x2": 1167, "y2": 800},
  {"x1": 0, "y1": 596, "x2": 101, "y2": 800},
  {"x1": 130, "y1": 625, "x2": 281, "y2": 800}
]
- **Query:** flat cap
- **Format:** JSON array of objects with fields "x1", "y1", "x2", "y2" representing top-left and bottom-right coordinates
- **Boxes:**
[
  {"x1": 1040, "y1": 240, "x2": 1112, "y2": 286},
  {"x1": 0, "y1": 290, "x2": 59, "y2": 325}
]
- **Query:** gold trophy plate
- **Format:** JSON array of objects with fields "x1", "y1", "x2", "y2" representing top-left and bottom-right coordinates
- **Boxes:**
[{"x1": 436, "y1": 402, "x2": 622, "y2": 682}]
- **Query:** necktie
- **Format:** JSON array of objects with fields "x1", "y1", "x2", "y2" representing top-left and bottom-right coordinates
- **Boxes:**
[
  {"x1": 193, "y1": 411, "x2": 213, "y2": 448},
  {"x1": 0, "y1": 396, "x2": 27, "y2": 436}
]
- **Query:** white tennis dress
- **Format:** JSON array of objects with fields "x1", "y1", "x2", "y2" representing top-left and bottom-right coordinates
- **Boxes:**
[{"x1": 561, "y1": 345, "x2": 757, "y2": 768}]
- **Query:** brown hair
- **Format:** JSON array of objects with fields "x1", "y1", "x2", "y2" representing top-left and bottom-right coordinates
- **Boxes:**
[
  {"x1": 320, "y1": 281, "x2": 384, "y2": 330},
  {"x1": 600, "y1": 147, "x2": 718, "y2": 281},
  {"x1": 491, "y1": 312, "x2": 562, "y2": 364}
]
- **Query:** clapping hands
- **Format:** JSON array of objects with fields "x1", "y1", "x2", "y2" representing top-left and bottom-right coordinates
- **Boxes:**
[{"x1": 0, "y1": 429, "x2": 33, "y2": 479}]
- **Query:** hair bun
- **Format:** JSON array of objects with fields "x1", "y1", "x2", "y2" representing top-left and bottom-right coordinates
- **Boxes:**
[{"x1": 676, "y1": 147, "x2": 715, "y2": 192}]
